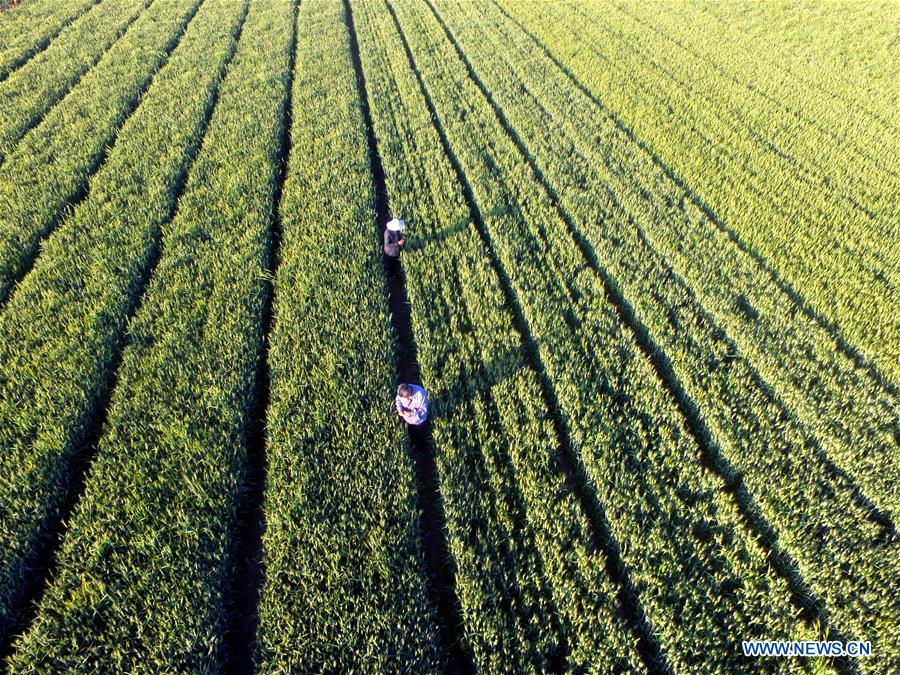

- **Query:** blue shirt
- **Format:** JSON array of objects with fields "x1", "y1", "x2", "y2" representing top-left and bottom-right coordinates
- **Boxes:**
[{"x1": 396, "y1": 384, "x2": 428, "y2": 425}]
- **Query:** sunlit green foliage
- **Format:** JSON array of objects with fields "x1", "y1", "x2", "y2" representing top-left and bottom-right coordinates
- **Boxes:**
[
  {"x1": 0, "y1": 0, "x2": 894, "y2": 671},
  {"x1": 6, "y1": 0, "x2": 292, "y2": 667},
  {"x1": 0, "y1": 0, "x2": 98, "y2": 79},
  {"x1": 254, "y1": 1, "x2": 442, "y2": 669},
  {"x1": 0, "y1": 0, "x2": 151, "y2": 164},
  {"x1": 0, "y1": 0, "x2": 242, "y2": 648},
  {"x1": 0, "y1": 0, "x2": 203, "y2": 303}
]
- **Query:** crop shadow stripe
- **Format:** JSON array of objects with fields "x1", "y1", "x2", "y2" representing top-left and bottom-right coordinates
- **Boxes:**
[
  {"x1": 343, "y1": 1, "x2": 475, "y2": 672},
  {"x1": 389, "y1": 1, "x2": 672, "y2": 671},
  {"x1": 421, "y1": 3, "x2": 861, "y2": 670},
  {"x1": 0, "y1": 0, "x2": 250, "y2": 663},
  {"x1": 489, "y1": 0, "x2": 897, "y2": 399}
]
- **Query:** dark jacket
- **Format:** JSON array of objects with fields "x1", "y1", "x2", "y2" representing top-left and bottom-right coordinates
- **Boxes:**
[{"x1": 384, "y1": 228, "x2": 404, "y2": 257}]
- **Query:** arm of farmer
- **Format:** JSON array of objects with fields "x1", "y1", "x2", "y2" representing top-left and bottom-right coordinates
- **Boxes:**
[
  {"x1": 410, "y1": 388, "x2": 428, "y2": 422},
  {"x1": 396, "y1": 395, "x2": 414, "y2": 418}
]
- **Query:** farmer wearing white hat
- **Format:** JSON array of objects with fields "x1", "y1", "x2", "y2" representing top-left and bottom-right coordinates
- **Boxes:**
[
  {"x1": 396, "y1": 383, "x2": 428, "y2": 425},
  {"x1": 384, "y1": 217, "x2": 406, "y2": 257}
]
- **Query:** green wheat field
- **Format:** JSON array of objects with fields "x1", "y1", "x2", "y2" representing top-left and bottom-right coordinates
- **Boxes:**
[{"x1": 0, "y1": 0, "x2": 897, "y2": 672}]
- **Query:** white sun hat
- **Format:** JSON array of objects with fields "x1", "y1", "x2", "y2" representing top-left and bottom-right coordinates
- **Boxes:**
[{"x1": 386, "y1": 217, "x2": 406, "y2": 231}]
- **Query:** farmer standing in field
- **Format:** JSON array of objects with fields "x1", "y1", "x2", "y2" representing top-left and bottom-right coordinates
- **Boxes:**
[
  {"x1": 396, "y1": 383, "x2": 428, "y2": 425},
  {"x1": 383, "y1": 216, "x2": 406, "y2": 261}
]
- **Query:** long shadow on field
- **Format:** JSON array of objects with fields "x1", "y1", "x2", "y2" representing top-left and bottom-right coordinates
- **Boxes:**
[
  {"x1": 386, "y1": 2, "x2": 671, "y2": 672},
  {"x1": 431, "y1": 344, "x2": 571, "y2": 670},
  {"x1": 488, "y1": 0, "x2": 898, "y2": 401},
  {"x1": 420, "y1": 2, "x2": 862, "y2": 670},
  {"x1": 344, "y1": 1, "x2": 475, "y2": 672},
  {"x1": 430, "y1": 347, "x2": 520, "y2": 421},
  {"x1": 403, "y1": 215, "x2": 469, "y2": 252},
  {"x1": 0, "y1": 0, "x2": 248, "y2": 662}
]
